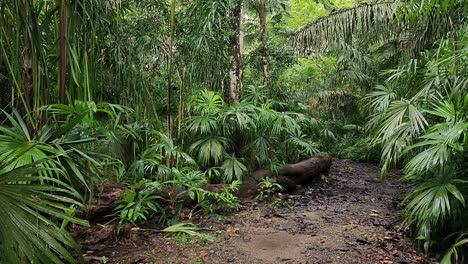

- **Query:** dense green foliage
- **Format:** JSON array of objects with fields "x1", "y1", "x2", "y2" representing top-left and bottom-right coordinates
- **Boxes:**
[
  {"x1": 367, "y1": 28, "x2": 468, "y2": 260},
  {"x1": 0, "y1": 0, "x2": 466, "y2": 263}
]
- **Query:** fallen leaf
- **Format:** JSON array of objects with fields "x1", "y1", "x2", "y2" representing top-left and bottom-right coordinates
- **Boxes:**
[{"x1": 226, "y1": 226, "x2": 239, "y2": 233}]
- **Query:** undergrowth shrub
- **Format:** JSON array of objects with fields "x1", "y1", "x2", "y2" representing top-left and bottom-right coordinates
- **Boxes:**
[
  {"x1": 183, "y1": 89, "x2": 323, "y2": 182},
  {"x1": 365, "y1": 29, "x2": 468, "y2": 262}
]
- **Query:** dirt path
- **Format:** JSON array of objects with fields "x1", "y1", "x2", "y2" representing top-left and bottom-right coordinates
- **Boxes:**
[{"x1": 84, "y1": 159, "x2": 437, "y2": 264}]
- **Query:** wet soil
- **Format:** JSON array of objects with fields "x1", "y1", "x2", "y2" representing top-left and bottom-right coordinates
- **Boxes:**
[{"x1": 81, "y1": 159, "x2": 437, "y2": 264}]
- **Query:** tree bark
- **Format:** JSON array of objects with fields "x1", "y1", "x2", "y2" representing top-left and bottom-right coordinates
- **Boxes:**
[
  {"x1": 228, "y1": 1, "x2": 243, "y2": 104},
  {"x1": 258, "y1": 0, "x2": 269, "y2": 87}
]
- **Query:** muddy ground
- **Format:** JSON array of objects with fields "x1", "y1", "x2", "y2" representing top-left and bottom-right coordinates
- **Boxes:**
[{"x1": 79, "y1": 159, "x2": 438, "y2": 264}]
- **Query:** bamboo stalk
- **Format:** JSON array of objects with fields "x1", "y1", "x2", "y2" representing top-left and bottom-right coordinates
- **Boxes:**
[{"x1": 59, "y1": 0, "x2": 68, "y2": 105}]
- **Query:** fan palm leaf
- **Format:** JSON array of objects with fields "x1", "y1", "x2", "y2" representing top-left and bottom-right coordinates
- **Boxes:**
[
  {"x1": 402, "y1": 171, "x2": 467, "y2": 251},
  {"x1": 186, "y1": 115, "x2": 220, "y2": 135},
  {"x1": 188, "y1": 90, "x2": 225, "y2": 116},
  {"x1": 221, "y1": 156, "x2": 247, "y2": 183},
  {"x1": 404, "y1": 121, "x2": 468, "y2": 176},
  {"x1": 189, "y1": 136, "x2": 228, "y2": 166},
  {"x1": 373, "y1": 99, "x2": 428, "y2": 141},
  {"x1": 364, "y1": 84, "x2": 397, "y2": 113},
  {"x1": 285, "y1": 133, "x2": 319, "y2": 158},
  {"x1": 0, "y1": 155, "x2": 89, "y2": 263},
  {"x1": 221, "y1": 103, "x2": 258, "y2": 132},
  {"x1": 0, "y1": 110, "x2": 98, "y2": 188}
]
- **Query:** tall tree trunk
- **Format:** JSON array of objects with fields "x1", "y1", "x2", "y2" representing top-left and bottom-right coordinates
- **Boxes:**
[
  {"x1": 21, "y1": 30, "x2": 33, "y2": 111},
  {"x1": 166, "y1": 0, "x2": 176, "y2": 167},
  {"x1": 258, "y1": 0, "x2": 268, "y2": 87},
  {"x1": 59, "y1": 0, "x2": 68, "y2": 105},
  {"x1": 15, "y1": 1, "x2": 33, "y2": 111},
  {"x1": 18, "y1": 1, "x2": 33, "y2": 121},
  {"x1": 167, "y1": 0, "x2": 176, "y2": 141},
  {"x1": 447, "y1": 8, "x2": 457, "y2": 78},
  {"x1": 228, "y1": 1, "x2": 243, "y2": 104}
]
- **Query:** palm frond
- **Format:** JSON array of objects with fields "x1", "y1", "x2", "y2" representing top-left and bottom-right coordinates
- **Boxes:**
[
  {"x1": 404, "y1": 121, "x2": 468, "y2": 175},
  {"x1": 374, "y1": 99, "x2": 428, "y2": 141},
  {"x1": 189, "y1": 136, "x2": 228, "y2": 166},
  {"x1": 221, "y1": 156, "x2": 247, "y2": 183},
  {"x1": 294, "y1": 2, "x2": 398, "y2": 51},
  {"x1": 0, "y1": 158, "x2": 88, "y2": 263},
  {"x1": 441, "y1": 233, "x2": 468, "y2": 264},
  {"x1": 363, "y1": 84, "x2": 397, "y2": 113},
  {"x1": 186, "y1": 115, "x2": 219, "y2": 135},
  {"x1": 402, "y1": 170, "x2": 467, "y2": 252}
]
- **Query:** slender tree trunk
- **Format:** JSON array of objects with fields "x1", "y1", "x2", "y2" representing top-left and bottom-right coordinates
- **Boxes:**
[
  {"x1": 21, "y1": 33, "x2": 33, "y2": 110},
  {"x1": 447, "y1": 8, "x2": 458, "y2": 123},
  {"x1": 166, "y1": 0, "x2": 176, "y2": 167},
  {"x1": 258, "y1": 0, "x2": 268, "y2": 87},
  {"x1": 447, "y1": 9, "x2": 457, "y2": 77},
  {"x1": 228, "y1": 1, "x2": 243, "y2": 104},
  {"x1": 167, "y1": 0, "x2": 176, "y2": 141},
  {"x1": 59, "y1": 0, "x2": 68, "y2": 105},
  {"x1": 17, "y1": 1, "x2": 33, "y2": 113}
]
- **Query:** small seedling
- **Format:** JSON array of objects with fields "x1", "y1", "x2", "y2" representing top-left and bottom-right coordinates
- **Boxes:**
[
  {"x1": 273, "y1": 198, "x2": 294, "y2": 209},
  {"x1": 320, "y1": 174, "x2": 329, "y2": 182},
  {"x1": 256, "y1": 177, "x2": 284, "y2": 201}
]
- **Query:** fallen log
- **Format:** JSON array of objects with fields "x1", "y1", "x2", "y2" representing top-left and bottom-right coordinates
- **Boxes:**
[
  {"x1": 238, "y1": 152, "x2": 332, "y2": 197},
  {"x1": 85, "y1": 182, "x2": 127, "y2": 219},
  {"x1": 84, "y1": 182, "x2": 230, "y2": 220},
  {"x1": 85, "y1": 153, "x2": 332, "y2": 218}
]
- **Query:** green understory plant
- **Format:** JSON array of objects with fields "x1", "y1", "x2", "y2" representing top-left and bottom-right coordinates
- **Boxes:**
[
  {"x1": 168, "y1": 171, "x2": 241, "y2": 217},
  {"x1": 256, "y1": 176, "x2": 284, "y2": 201},
  {"x1": 0, "y1": 109, "x2": 100, "y2": 190},
  {"x1": 112, "y1": 181, "x2": 164, "y2": 232},
  {"x1": 365, "y1": 26, "x2": 468, "y2": 261},
  {"x1": 185, "y1": 89, "x2": 323, "y2": 179},
  {"x1": 329, "y1": 123, "x2": 380, "y2": 162},
  {"x1": 273, "y1": 196, "x2": 294, "y2": 209},
  {"x1": 441, "y1": 232, "x2": 468, "y2": 264},
  {"x1": 212, "y1": 180, "x2": 242, "y2": 212}
]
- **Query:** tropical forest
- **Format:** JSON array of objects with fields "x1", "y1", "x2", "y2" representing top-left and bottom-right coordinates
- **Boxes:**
[{"x1": 0, "y1": 0, "x2": 466, "y2": 263}]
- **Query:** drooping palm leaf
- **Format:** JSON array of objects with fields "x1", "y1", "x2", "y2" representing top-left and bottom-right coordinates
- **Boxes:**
[{"x1": 294, "y1": 2, "x2": 399, "y2": 51}]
